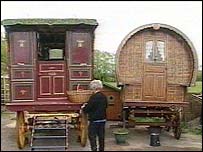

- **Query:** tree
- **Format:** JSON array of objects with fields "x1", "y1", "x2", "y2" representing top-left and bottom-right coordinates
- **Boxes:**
[
  {"x1": 1, "y1": 33, "x2": 8, "y2": 75},
  {"x1": 196, "y1": 70, "x2": 202, "y2": 81},
  {"x1": 94, "y1": 50, "x2": 116, "y2": 82}
]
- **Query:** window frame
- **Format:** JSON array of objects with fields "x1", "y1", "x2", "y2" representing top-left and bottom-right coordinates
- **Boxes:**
[
  {"x1": 48, "y1": 48, "x2": 64, "y2": 60},
  {"x1": 144, "y1": 39, "x2": 166, "y2": 63}
]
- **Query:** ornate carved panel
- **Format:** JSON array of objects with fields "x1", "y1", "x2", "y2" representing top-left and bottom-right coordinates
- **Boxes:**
[
  {"x1": 69, "y1": 67, "x2": 92, "y2": 80},
  {"x1": 9, "y1": 32, "x2": 36, "y2": 66},
  {"x1": 39, "y1": 63, "x2": 65, "y2": 72},
  {"x1": 69, "y1": 81, "x2": 91, "y2": 90},
  {"x1": 11, "y1": 68, "x2": 34, "y2": 80},
  {"x1": 69, "y1": 32, "x2": 92, "y2": 65},
  {"x1": 11, "y1": 82, "x2": 34, "y2": 102}
]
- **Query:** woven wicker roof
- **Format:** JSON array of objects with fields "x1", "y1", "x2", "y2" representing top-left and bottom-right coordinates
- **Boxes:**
[
  {"x1": 1, "y1": 18, "x2": 98, "y2": 26},
  {"x1": 116, "y1": 23, "x2": 198, "y2": 86}
]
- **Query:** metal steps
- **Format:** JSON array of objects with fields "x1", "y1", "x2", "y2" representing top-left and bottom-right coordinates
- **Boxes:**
[
  {"x1": 34, "y1": 127, "x2": 66, "y2": 130},
  {"x1": 31, "y1": 146, "x2": 68, "y2": 151},
  {"x1": 30, "y1": 115, "x2": 69, "y2": 151},
  {"x1": 33, "y1": 136, "x2": 67, "y2": 139}
]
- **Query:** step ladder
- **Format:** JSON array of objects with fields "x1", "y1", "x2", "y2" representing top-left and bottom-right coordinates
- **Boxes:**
[{"x1": 30, "y1": 115, "x2": 69, "y2": 151}]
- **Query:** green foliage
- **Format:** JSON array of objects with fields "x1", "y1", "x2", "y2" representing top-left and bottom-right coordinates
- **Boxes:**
[
  {"x1": 94, "y1": 50, "x2": 116, "y2": 82},
  {"x1": 1, "y1": 34, "x2": 8, "y2": 75},
  {"x1": 181, "y1": 122, "x2": 202, "y2": 135},
  {"x1": 196, "y1": 70, "x2": 202, "y2": 81},
  {"x1": 187, "y1": 81, "x2": 202, "y2": 94},
  {"x1": 113, "y1": 128, "x2": 129, "y2": 134},
  {"x1": 130, "y1": 117, "x2": 165, "y2": 123}
]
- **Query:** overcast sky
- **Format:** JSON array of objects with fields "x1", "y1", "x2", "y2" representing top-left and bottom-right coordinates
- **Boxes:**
[{"x1": 1, "y1": 1, "x2": 202, "y2": 66}]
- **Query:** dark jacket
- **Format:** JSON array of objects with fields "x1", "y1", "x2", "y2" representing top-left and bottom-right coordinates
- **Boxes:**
[{"x1": 83, "y1": 92, "x2": 108, "y2": 122}]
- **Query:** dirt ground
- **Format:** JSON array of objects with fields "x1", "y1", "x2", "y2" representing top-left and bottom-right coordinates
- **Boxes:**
[{"x1": 1, "y1": 112, "x2": 202, "y2": 151}]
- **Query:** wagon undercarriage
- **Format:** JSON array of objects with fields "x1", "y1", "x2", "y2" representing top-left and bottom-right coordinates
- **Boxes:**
[
  {"x1": 8, "y1": 102, "x2": 88, "y2": 149},
  {"x1": 122, "y1": 101, "x2": 189, "y2": 140}
]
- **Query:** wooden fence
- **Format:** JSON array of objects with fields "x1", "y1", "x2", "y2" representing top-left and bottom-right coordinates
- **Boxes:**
[{"x1": 1, "y1": 75, "x2": 9, "y2": 105}]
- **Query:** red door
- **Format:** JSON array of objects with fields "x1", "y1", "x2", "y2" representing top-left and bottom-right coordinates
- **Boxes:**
[
  {"x1": 37, "y1": 61, "x2": 67, "y2": 100},
  {"x1": 9, "y1": 32, "x2": 37, "y2": 102}
]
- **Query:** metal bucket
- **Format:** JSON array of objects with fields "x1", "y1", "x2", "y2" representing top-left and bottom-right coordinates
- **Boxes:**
[{"x1": 150, "y1": 133, "x2": 160, "y2": 146}]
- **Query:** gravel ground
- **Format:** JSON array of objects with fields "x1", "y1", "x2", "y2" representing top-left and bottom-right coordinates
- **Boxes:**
[{"x1": 1, "y1": 112, "x2": 202, "y2": 151}]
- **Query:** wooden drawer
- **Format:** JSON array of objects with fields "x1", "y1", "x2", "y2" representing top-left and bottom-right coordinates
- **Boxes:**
[
  {"x1": 69, "y1": 68, "x2": 92, "y2": 80},
  {"x1": 39, "y1": 63, "x2": 65, "y2": 72},
  {"x1": 69, "y1": 81, "x2": 91, "y2": 90},
  {"x1": 11, "y1": 68, "x2": 34, "y2": 80},
  {"x1": 11, "y1": 82, "x2": 34, "y2": 102}
]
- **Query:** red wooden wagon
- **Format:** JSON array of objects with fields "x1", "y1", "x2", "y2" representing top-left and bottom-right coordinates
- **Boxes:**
[{"x1": 2, "y1": 18, "x2": 99, "y2": 149}]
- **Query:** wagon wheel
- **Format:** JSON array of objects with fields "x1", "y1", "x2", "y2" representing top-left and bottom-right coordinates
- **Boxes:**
[
  {"x1": 173, "y1": 123, "x2": 182, "y2": 139},
  {"x1": 165, "y1": 126, "x2": 171, "y2": 132},
  {"x1": 16, "y1": 111, "x2": 28, "y2": 149},
  {"x1": 172, "y1": 111, "x2": 182, "y2": 140},
  {"x1": 78, "y1": 110, "x2": 88, "y2": 147},
  {"x1": 164, "y1": 116, "x2": 171, "y2": 132}
]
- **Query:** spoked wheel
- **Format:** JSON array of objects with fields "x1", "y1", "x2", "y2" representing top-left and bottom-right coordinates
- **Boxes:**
[
  {"x1": 165, "y1": 126, "x2": 171, "y2": 132},
  {"x1": 166, "y1": 119, "x2": 172, "y2": 132},
  {"x1": 79, "y1": 110, "x2": 88, "y2": 147},
  {"x1": 173, "y1": 123, "x2": 182, "y2": 139},
  {"x1": 172, "y1": 111, "x2": 182, "y2": 140},
  {"x1": 16, "y1": 111, "x2": 28, "y2": 149}
]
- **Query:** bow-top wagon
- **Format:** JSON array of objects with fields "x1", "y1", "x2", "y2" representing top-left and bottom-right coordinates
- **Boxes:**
[{"x1": 116, "y1": 23, "x2": 198, "y2": 139}]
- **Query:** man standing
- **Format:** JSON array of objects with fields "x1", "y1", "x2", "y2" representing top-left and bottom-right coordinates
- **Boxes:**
[{"x1": 82, "y1": 80, "x2": 108, "y2": 151}]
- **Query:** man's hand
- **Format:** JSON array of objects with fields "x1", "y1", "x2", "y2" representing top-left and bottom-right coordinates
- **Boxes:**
[
  {"x1": 81, "y1": 103, "x2": 87, "y2": 109},
  {"x1": 80, "y1": 103, "x2": 87, "y2": 114}
]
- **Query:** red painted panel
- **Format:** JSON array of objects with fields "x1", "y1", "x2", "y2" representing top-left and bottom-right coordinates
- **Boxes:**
[
  {"x1": 6, "y1": 101, "x2": 83, "y2": 112},
  {"x1": 53, "y1": 76, "x2": 65, "y2": 94},
  {"x1": 69, "y1": 81, "x2": 90, "y2": 90},
  {"x1": 11, "y1": 83, "x2": 34, "y2": 101},
  {"x1": 9, "y1": 32, "x2": 36, "y2": 65},
  {"x1": 11, "y1": 69, "x2": 33, "y2": 80},
  {"x1": 70, "y1": 32, "x2": 91, "y2": 65},
  {"x1": 38, "y1": 61, "x2": 67, "y2": 98},
  {"x1": 39, "y1": 64, "x2": 64, "y2": 72},
  {"x1": 15, "y1": 86, "x2": 32, "y2": 100},
  {"x1": 9, "y1": 32, "x2": 37, "y2": 104},
  {"x1": 72, "y1": 71, "x2": 88, "y2": 77},
  {"x1": 70, "y1": 68, "x2": 91, "y2": 80},
  {"x1": 40, "y1": 76, "x2": 52, "y2": 95}
]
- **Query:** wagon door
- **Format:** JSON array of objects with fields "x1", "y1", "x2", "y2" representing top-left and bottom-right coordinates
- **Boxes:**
[
  {"x1": 143, "y1": 37, "x2": 167, "y2": 101},
  {"x1": 9, "y1": 32, "x2": 37, "y2": 102}
]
